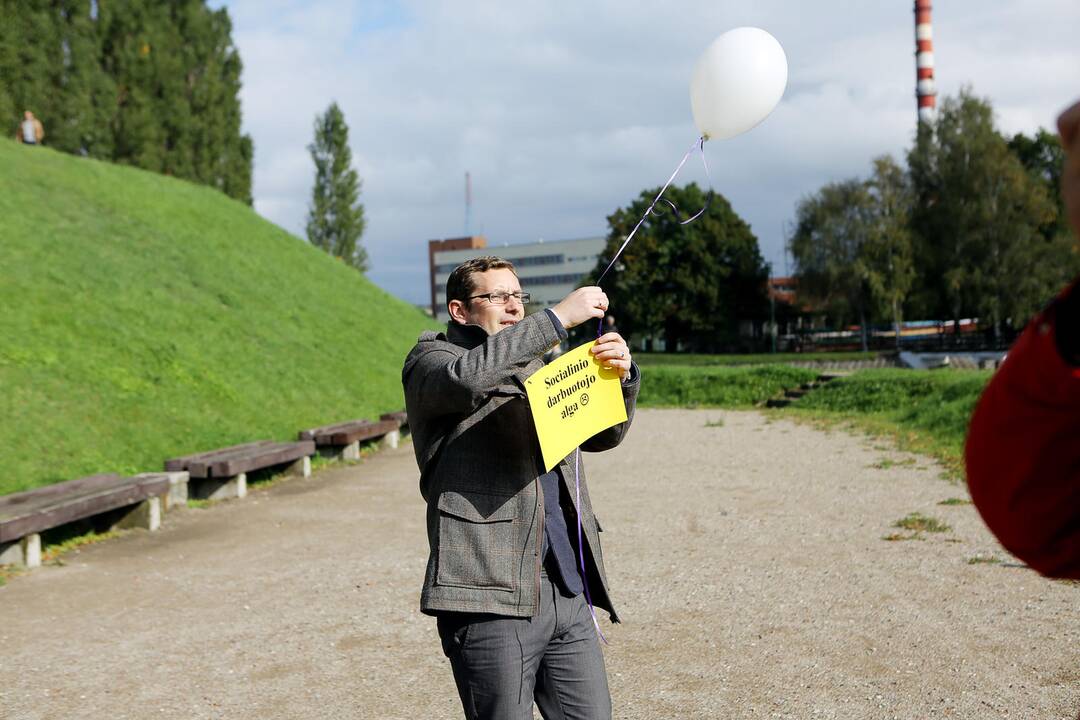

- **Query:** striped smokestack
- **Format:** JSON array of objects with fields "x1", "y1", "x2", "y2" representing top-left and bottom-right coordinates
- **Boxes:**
[{"x1": 915, "y1": 0, "x2": 936, "y2": 123}]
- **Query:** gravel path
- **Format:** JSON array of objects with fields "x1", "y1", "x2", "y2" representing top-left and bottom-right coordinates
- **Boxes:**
[{"x1": 1, "y1": 409, "x2": 1076, "y2": 719}]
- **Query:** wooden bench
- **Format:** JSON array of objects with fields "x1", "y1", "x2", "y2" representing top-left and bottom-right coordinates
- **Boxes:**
[
  {"x1": 381, "y1": 410, "x2": 409, "y2": 446},
  {"x1": 165, "y1": 440, "x2": 314, "y2": 501},
  {"x1": 299, "y1": 417, "x2": 401, "y2": 460},
  {"x1": 0, "y1": 472, "x2": 177, "y2": 568},
  {"x1": 380, "y1": 410, "x2": 408, "y2": 430}
]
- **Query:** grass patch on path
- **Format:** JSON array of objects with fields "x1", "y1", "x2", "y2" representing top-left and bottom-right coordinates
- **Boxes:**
[
  {"x1": 637, "y1": 364, "x2": 990, "y2": 481},
  {"x1": 41, "y1": 529, "x2": 126, "y2": 564},
  {"x1": 884, "y1": 511, "x2": 952, "y2": 541},
  {"x1": 893, "y1": 512, "x2": 951, "y2": 533},
  {"x1": 780, "y1": 369, "x2": 991, "y2": 481}
]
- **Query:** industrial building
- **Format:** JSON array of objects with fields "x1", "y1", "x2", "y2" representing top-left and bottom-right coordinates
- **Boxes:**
[{"x1": 427, "y1": 235, "x2": 607, "y2": 323}]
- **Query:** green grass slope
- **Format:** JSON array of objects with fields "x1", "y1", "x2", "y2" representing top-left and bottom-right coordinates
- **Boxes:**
[{"x1": 0, "y1": 140, "x2": 436, "y2": 494}]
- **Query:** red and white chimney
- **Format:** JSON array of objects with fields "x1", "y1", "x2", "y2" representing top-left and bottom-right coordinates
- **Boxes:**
[{"x1": 915, "y1": 0, "x2": 936, "y2": 123}]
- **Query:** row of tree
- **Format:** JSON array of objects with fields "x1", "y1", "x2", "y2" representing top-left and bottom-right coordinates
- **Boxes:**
[
  {"x1": 1, "y1": 0, "x2": 252, "y2": 203},
  {"x1": 790, "y1": 89, "x2": 1077, "y2": 348}
]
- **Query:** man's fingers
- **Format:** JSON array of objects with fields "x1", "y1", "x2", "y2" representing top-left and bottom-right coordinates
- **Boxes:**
[
  {"x1": 596, "y1": 332, "x2": 624, "y2": 345},
  {"x1": 591, "y1": 341, "x2": 627, "y2": 356},
  {"x1": 579, "y1": 287, "x2": 609, "y2": 308}
]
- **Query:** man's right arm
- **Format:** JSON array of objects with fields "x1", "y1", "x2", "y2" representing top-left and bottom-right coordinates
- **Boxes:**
[
  {"x1": 405, "y1": 311, "x2": 563, "y2": 418},
  {"x1": 405, "y1": 286, "x2": 610, "y2": 418}
]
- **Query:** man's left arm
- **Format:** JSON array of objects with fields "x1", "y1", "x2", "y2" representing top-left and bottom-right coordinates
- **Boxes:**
[
  {"x1": 582, "y1": 332, "x2": 640, "y2": 452},
  {"x1": 582, "y1": 364, "x2": 640, "y2": 452}
]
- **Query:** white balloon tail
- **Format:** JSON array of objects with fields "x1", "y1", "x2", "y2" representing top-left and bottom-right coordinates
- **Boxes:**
[{"x1": 594, "y1": 136, "x2": 712, "y2": 287}]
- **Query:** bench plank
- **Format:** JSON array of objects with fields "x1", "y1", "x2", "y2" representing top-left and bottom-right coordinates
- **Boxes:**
[
  {"x1": 299, "y1": 419, "x2": 399, "y2": 447},
  {"x1": 381, "y1": 411, "x2": 408, "y2": 427},
  {"x1": 0, "y1": 474, "x2": 136, "y2": 520},
  {"x1": 328, "y1": 419, "x2": 399, "y2": 445},
  {"x1": 165, "y1": 441, "x2": 279, "y2": 472},
  {"x1": 0, "y1": 475, "x2": 169, "y2": 542},
  {"x1": 0, "y1": 474, "x2": 122, "y2": 510},
  {"x1": 184, "y1": 441, "x2": 315, "y2": 478},
  {"x1": 298, "y1": 419, "x2": 372, "y2": 441},
  {"x1": 176, "y1": 441, "x2": 281, "y2": 470}
]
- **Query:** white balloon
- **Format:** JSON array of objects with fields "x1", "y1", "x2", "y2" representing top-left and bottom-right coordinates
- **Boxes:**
[{"x1": 690, "y1": 27, "x2": 788, "y2": 141}]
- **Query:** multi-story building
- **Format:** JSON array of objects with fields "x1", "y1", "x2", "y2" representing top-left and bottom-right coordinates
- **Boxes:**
[{"x1": 428, "y1": 235, "x2": 607, "y2": 323}]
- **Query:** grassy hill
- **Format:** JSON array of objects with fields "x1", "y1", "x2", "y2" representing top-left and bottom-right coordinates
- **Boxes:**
[{"x1": 0, "y1": 140, "x2": 436, "y2": 495}]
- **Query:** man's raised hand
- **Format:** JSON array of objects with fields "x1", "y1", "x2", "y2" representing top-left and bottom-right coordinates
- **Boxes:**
[
  {"x1": 551, "y1": 286, "x2": 608, "y2": 329},
  {"x1": 591, "y1": 332, "x2": 632, "y2": 380}
]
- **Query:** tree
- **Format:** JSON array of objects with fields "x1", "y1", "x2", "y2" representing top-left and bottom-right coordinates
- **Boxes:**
[
  {"x1": 788, "y1": 179, "x2": 876, "y2": 350},
  {"x1": 908, "y1": 89, "x2": 1064, "y2": 336},
  {"x1": 863, "y1": 155, "x2": 915, "y2": 349},
  {"x1": 590, "y1": 183, "x2": 768, "y2": 352},
  {"x1": 0, "y1": 0, "x2": 253, "y2": 203},
  {"x1": 0, "y1": 0, "x2": 56, "y2": 139},
  {"x1": 176, "y1": 3, "x2": 253, "y2": 203},
  {"x1": 99, "y1": 0, "x2": 171, "y2": 172},
  {"x1": 51, "y1": 0, "x2": 116, "y2": 157},
  {"x1": 306, "y1": 102, "x2": 368, "y2": 271},
  {"x1": 1009, "y1": 128, "x2": 1068, "y2": 240}
]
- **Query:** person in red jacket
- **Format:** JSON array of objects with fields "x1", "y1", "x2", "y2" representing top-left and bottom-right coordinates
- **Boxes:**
[{"x1": 965, "y1": 97, "x2": 1080, "y2": 580}]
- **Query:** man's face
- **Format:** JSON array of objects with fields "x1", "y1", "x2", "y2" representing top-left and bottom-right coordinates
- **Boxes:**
[
  {"x1": 452, "y1": 268, "x2": 524, "y2": 335},
  {"x1": 24, "y1": 111, "x2": 32, "y2": 120}
]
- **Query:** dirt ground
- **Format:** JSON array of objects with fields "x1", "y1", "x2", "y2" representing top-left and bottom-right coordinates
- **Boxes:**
[{"x1": 1, "y1": 409, "x2": 1076, "y2": 719}]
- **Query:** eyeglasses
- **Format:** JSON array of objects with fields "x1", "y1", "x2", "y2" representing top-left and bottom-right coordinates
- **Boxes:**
[{"x1": 468, "y1": 291, "x2": 531, "y2": 305}]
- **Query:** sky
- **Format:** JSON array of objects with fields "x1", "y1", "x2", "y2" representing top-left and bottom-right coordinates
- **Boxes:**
[{"x1": 215, "y1": 0, "x2": 1080, "y2": 306}]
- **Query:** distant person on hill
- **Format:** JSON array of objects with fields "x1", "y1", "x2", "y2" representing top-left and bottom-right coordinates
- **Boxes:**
[
  {"x1": 401, "y1": 255, "x2": 639, "y2": 719},
  {"x1": 964, "y1": 97, "x2": 1080, "y2": 580},
  {"x1": 15, "y1": 110, "x2": 44, "y2": 145}
]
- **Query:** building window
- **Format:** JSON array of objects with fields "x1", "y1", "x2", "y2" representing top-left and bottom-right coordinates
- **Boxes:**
[
  {"x1": 521, "y1": 272, "x2": 586, "y2": 286},
  {"x1": 434, "y1": 254, "x2": 565, "y2": 274},
  {"x1": 507, "y1": 254, "x2": 564, "y2": 267}
]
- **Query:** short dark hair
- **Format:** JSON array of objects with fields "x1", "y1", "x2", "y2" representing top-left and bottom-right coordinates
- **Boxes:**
[{"x1": 445, "y1": 256, "x2": 517, "y2": 310}]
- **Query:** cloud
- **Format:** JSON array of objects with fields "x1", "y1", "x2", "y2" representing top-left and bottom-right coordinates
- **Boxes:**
[{"x1": 218, "y1": 0, "x2": 1080, "y2": 303}]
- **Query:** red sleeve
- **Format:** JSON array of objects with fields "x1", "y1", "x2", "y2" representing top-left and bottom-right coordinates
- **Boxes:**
[{"x1": 965, "y1": 282, "x2": 1080, "y2": 579}]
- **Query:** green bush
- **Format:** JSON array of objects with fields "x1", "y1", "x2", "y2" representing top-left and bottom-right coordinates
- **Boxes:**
[
  {"x1": 635, "y1": 351, "x2": 883, "y2": 367},
  {"x1": 638, "y1": 365, "x2": 818, "y2": 408},
  {"x1": 781, "y1": 368, "x2": 993, "y2": 478},
  {"x1": 793, "y1": 369, "x2": 991, "y2": 451}
]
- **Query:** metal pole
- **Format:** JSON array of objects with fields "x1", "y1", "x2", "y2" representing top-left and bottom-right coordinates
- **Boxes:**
[{"x1": 770, "y1": 291, "x2": 776, "y2": 353}]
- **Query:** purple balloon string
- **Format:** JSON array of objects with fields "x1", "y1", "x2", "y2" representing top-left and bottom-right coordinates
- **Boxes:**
[
  {"x1": 595, "y1": 135, "x2": 713, "y2": 338},
  {"x1": 573, "y1": 136, "x2": 716, "y2": 640},
  {"x1": 574, "y1": 447, "x2": 607, "y2": 644}
]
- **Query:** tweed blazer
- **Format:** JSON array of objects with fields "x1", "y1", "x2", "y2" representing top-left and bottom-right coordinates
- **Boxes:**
[{"x1": 402, "y1": 311, "x2": 639, "y2": 620}]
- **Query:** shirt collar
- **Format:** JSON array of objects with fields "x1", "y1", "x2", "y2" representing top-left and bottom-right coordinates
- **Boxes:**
[{"x1": 445, "y1": 321, "x2": 489, "y2": 350}]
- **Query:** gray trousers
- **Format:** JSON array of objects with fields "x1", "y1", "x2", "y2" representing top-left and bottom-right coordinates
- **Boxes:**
[{"x1": 436, "y1": 568, "x2": 612, "y2": 720}]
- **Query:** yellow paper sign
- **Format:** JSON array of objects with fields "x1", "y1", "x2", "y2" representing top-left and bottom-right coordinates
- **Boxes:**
[{"x1": 524, "y1": 341, "x2": 628, "y2": 472}]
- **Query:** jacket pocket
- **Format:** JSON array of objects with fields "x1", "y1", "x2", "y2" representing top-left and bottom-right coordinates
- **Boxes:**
[{"x1": 436, "y1": 490, "x2": 519, "y2": 592}]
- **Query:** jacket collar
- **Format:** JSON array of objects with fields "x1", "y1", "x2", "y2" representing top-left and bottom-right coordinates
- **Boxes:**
[{"x1": 445, "y1": 321, "x2": 489, "y2": 350}]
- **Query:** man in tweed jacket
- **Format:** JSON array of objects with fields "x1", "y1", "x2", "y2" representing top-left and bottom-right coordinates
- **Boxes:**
[{"x1": 402, "y1": 256, "x2": 639, "y2": 719}]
